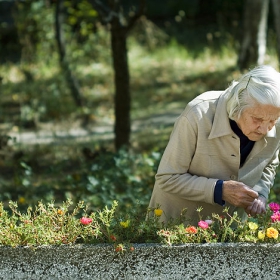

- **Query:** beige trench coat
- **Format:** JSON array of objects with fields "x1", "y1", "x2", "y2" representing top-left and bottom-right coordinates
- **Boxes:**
[{"x1": 149, "y1": 90, "x2": 280, "y2": 225}]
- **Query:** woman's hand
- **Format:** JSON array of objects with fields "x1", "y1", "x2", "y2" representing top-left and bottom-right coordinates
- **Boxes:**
[
  {"x1": 222, "y1": 180, "x2": 259, "y2": 208},
  {"x1": 245, "y1": 196, "x2": 266, "y2": 216}
]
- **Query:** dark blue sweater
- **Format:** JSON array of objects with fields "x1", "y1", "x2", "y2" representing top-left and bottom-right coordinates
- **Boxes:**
[{"x1": 214, "y1": 119, "x2": 255, "y2": 206}]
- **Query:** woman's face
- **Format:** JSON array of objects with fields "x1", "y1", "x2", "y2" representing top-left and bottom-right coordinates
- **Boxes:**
[{"x1": 236, "y1": 104, "x2": 280, "y2": 141}]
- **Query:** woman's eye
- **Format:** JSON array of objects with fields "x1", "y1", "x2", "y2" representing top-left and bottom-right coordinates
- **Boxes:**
[{"x1": 253, "y1": 117, "x2": 262, "y2": 122}]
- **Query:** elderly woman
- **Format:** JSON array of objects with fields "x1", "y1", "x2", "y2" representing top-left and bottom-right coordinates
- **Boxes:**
[{"x1": 149, "y1": 65, "x2": 280, "y2": 225}]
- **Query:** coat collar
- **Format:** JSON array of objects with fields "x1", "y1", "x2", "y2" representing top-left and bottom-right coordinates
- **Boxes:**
[
  {"x1": 208, "y1": 91, "x2": 234, "y2": 139},
  {"x1": 208, "y1": 91, "x2": 277, "y2": 140}
]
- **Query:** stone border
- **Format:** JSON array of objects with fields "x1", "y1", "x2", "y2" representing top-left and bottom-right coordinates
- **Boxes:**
[{"x1": 0, "y1": 243, "x2": 280, "y2": 279}]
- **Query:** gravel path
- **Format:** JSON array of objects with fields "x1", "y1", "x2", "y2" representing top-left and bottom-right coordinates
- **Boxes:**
[{"x1": 8, "y1": 110, "x2": 181, "y2": 145}]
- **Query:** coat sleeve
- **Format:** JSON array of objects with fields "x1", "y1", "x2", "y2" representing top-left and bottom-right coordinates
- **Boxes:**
[
  {"x1": 155, "y1": 114, "x2": 218, "y2": 205},
  {"x1": 252, "y1": 148, "x2": 280, "y2": 199}
]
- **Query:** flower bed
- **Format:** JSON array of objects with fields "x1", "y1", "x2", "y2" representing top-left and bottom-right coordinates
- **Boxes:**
[
  {"x1": 2, "y1": 199, "x2": 280, "y2": 248},
  {"x1": 0, "y1": 243, "x2": 280, "y2": 279},
  {"x1": 1, "y1": 200, "x2": 280, "y2": 278}
]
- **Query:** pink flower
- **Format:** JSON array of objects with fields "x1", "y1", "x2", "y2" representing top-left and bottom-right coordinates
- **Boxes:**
[
  {"x1": 80, "y1": 217, "x2": 93, "y2": 225},
  {"x1": 269, "y1": 202, "x2": 280, "y2": 213},
  {"x1": 271, "y1": 211, "x2": 280, "y2": 223},
  {"x1": 198, "y1": 220, "x2": 209, "y2": 229}
]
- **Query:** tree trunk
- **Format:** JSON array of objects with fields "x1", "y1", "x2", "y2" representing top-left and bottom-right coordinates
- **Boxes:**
[
  {"x1": 272, "y1": 0, "x2": 280, "y2": 66},
  {"x1": 91, "y1": 0, "x2": 145, "y2": 150},
  {"x1": 55, "y1": 0, "x2": 83, "y2": 107},
  {"x1": 111, "y1": 21, "x2": 131, "y2": 150},
  {"x1": 237, "y1": 0, "x2": 269, "y2": 70}
]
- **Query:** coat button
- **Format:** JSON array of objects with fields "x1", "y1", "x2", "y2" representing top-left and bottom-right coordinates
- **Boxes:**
[{"x1": 230, "y1": 175, "x2": 237, "y2": 180}]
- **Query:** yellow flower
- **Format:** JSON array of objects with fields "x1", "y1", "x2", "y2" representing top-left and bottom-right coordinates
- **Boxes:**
[
  {"x1": 120, "y1": 220, "x2": 130, "y2": 228},
  {"x1": 266, "y1": 227, "x2": 279, "y2": 239},
  {"x1": 57, "y1": 209, "x2": 64, "y2": 215},
  {"x1": 154, "y1": 208, "x2": 163, "y2": 217},
  {"x1": 18, "y1": 197, "x2": 26, "y2": 204},
  {"x1": 248, "y1": 222, "x2": 258, "y2": 231},
  {"x1": 258, "y1": 230, "x2": 265, "y2": 240}
]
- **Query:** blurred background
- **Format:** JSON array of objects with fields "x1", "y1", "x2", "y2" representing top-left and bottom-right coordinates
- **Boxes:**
[{"x1": 0, "y1": 0, "x2": 280, "y2": 214}]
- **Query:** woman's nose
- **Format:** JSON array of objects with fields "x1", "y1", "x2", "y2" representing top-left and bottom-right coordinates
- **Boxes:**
[{"x1": 258, "y1": 123, "x2": 270, "y2": 134}]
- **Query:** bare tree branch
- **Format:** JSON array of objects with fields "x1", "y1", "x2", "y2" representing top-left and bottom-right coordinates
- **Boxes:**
[
  {"x1": 91, "y1": 0, "x2": 119, "y2": 24},
  {"x1": 127, "y1": 0, "x2": 146, "y2": 31}
]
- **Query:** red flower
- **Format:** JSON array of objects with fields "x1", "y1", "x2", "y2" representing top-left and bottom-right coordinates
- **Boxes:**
[
  {"x1": 80, "y1": 217, "x2": 93, "y2": 225},
  {"x1": 110, "y1": 235, "x2": 117, "y2": 241}
]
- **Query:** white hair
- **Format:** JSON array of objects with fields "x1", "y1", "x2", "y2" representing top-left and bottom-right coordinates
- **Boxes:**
[{"x1": 226, "y1": 65, "x2": 280, "y2": 120}]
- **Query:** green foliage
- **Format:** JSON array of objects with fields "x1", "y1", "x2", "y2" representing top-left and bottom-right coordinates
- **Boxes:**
[
  {"x1": 12, "y1": 0, "x2": 110, "y2": 68},
  {"x1": 65, "y1": 148, "x2": 161, "y2": 213},
  {"x1": 0, "y1": 148, "x2": 161, "y2": 214},
  {"x1": 1, "y1": 199, "x2": 280, "y2": 249},
  {"x1": 1, "y1": 199, "x2": 84, "y2": 247},
  {"x1": 269, "y1": 172, "x2": 280, "y2": 203},
  {"x1": 65, "y1": 0, "x2": 98, "y2": 35},
  {"x1": 14, "y1": 0, "x2": 56, "y2": 63},
  {"x1": 0, "y1": 198, "x2": 162, "y2": 247}
]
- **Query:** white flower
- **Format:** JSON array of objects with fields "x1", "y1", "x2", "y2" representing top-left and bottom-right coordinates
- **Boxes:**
[{"x1": 205, "y1": 219, "x2": 213, "y2": 225}]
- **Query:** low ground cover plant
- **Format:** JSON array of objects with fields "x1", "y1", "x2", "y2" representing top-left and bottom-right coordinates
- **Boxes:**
[
  {"x1": 0, "y1": 148, "x2": 161, "y2": 215},
  {"x1": 1, "y1": 198, "x2": 280, "y2": 252}
]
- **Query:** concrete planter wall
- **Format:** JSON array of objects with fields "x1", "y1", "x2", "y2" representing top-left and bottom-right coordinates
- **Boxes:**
[{"x1": 0, "y1": 243, "x2": 280, "y2": 279}]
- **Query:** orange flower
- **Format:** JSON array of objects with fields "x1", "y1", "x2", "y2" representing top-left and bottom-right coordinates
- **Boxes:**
[
  {"x1": 57, "y1": 209, "x2": 63, "y2": 215},
  {"x1": 266, "y1": 227, "x2": 279, "y2": 239},
  {"x1": 185, "y1": 226, "x2": 198, "y2": 234}
]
